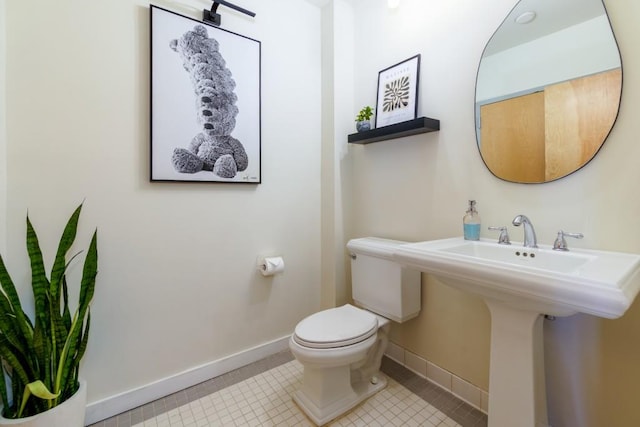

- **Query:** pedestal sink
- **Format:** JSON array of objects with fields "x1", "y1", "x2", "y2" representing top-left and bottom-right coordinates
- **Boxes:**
[{"x1": 394, "y1": 237, "x2": 640, "y2": 427}]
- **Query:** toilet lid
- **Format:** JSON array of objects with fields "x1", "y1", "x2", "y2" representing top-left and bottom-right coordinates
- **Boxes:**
[{"x1": 293, "y1": 304, "x2": 378, "y2": 349}]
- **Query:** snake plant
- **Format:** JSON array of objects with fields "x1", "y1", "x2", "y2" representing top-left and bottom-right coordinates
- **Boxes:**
[{"x1": 0, "y1": 204, "x2": 97, "y2": 418}]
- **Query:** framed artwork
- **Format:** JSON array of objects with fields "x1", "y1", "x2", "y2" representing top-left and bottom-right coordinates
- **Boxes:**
[
  {"x1": 150, "y1": 5, "x2": 261, "y2": 183},
  {"x1": 375, "y1": 54, "x2": 421, "y2": 128}
]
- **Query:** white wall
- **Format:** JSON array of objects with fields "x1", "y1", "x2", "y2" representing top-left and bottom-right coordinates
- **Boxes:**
[
  {"x1": 4, "y1": 0, "x2": 321, "y2": 415},
  {"x1": 346, "y1": 0, "x2": 640, "y2": 426}
]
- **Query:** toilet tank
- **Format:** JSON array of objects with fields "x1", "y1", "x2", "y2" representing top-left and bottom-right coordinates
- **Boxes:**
[{"x1": 347, "y1": 237, "x2": 421, "y2": 323}]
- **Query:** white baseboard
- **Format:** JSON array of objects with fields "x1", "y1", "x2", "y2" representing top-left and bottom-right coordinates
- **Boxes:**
[{"x1": 85, "y1": 335, "x2": 291, "y2": 425}]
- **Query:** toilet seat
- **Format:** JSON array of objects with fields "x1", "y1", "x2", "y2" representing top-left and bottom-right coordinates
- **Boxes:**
[{"x1": 293, "y1": 304, "x2": 378, "y2": 349}]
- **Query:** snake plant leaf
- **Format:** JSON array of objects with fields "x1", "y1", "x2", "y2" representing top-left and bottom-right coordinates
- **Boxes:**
[
  {"x1": 66, "y1": 232, "x2": 96, "y2": 374},
  {"x1": 78, "y1": 231, "x2": 98, "y2": 312},
  {"x1": 62, "y1": 275, "x2": 71, "y2": 330},
  {"x1": 75, "y1": 310, "x2": 90, "y2": 365},
  {"x1": 32, "y1": 320, "x2": 45, "y2": 366},
  {"x1": 32, "y1": 319, "x2": 54, "y2": 397},
  {"x1": 50, "y1": 257, "x2": 82, "y2": 370},
  {"x1": 0, "y1": 364, "x2": 11, "y2": 417},
  {"x1": 17, "y1": 380, "x2": 60, "y2": 417},
  {"x1": 54, "y1": 230, "x2": 97, "y2": 397},
  {"x1": 50, "y1": 205, "x2": 82, "y2": 303},
  {"x1": 26, "y1": 217, "x2": 50, "y2": 338},
  {"x1": 0, "y1": 335, "x2": 31, "y2": 386},
  {"x1": 52, "y1": 303, "x2": 69, "y2": 364},
  {"x1": 0, "y1": 255, "x2": 34, "y2": 341},
  {"x1": 54, "y1": 310, "x2": 84, "y2": 400},
  {"x1": 10, "y1": 374, "x2": 20, "y2": 401},
  {"x1": 0, "y1": 306, "x2": 27, "y2": 355},
  {"x1": 25, "y1": 380, "x2": 59, "y2": 400}
]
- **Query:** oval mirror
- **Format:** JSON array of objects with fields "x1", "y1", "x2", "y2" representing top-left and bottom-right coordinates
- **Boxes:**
[{"x1": 475, "y1": 0, "x2": 622, "y2": 183}]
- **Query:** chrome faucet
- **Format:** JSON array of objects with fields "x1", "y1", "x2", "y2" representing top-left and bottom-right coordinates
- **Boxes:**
[{"x1": 512, "y1": 214, "x2": 538, "y2": 248}]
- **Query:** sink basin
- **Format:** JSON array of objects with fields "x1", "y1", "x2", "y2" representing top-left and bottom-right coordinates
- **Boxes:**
[
  {"x1": 440, "y1": 240, "x2": 593, "y2": 273},
  {"x1": 394, "y1": 237, "x2": 640, "y2": 318},
  {"x1": 394, "y1": 237, "x2": 640, "y2": 427}
]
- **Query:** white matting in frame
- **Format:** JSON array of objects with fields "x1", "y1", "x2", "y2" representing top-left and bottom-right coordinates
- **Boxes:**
[
  {"x1": 375, "y1": 54, "x2": 420, "y2": 128},
  {"x1": 150, "y1": 5, "x2": 261, "y2": 183}
]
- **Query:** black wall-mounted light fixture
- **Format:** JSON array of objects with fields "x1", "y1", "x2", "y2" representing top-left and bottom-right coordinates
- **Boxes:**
[{"x1": 203, "y1": 0, "x2": 256, "y2": 26}]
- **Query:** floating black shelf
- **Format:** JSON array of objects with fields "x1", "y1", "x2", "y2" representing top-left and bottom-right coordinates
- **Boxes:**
[{"x1": 348, "y1": 117, "x2": 440, "y2": 145}]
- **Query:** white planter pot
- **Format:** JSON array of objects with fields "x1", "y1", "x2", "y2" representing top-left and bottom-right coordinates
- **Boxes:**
[{"x1": 0, "y1": 379, "x2": 87, "y2": 427}]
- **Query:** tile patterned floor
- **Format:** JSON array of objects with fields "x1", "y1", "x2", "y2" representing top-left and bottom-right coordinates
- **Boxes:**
[{"x1": 89, "y1": 351, "x2": 487, "y2": 427}]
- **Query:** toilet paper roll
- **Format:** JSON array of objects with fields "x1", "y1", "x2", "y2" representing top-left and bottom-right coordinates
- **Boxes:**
[{"x1": 258, "y1": 256, "x2": 285, "y2": 276}]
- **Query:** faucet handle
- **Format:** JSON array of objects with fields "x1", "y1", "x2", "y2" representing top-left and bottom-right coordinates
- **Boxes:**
[
  {"x1": 553, "y1": 230, "x2": 584, "y2": 251},
  {"x1": 488, "y1": 226, "x2": 511, "y2": 245}
]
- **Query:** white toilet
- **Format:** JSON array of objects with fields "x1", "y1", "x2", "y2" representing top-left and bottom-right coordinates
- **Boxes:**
[{"x1": 289, "y1": 237, "x2": 421, "y2": 426}]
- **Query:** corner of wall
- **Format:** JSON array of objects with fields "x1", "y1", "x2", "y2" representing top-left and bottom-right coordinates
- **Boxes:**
[
  {"x1": 320, "y1": 0, "x2": 356, "y2": 309},
  {"x1": 320, "y1": 1, "x2": 337, "y2": 309}
]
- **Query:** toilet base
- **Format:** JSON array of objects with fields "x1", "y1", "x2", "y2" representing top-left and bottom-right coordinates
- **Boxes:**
[{"x1": 293, "y1": 372, "x2": 387, "y2": 426}]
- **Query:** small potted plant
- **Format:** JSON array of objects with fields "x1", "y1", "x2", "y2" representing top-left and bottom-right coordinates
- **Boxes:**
[
  {"x1": 355, "y1": 106, "x2": 374, "y2": 132},
  {"x1": 0, "y1": 204, "x2": 98, "y2": 427}
]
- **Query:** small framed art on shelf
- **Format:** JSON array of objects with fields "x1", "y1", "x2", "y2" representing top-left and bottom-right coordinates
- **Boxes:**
[{"x1": 375, "y1": 54, "x2": 421, "y2": 128}]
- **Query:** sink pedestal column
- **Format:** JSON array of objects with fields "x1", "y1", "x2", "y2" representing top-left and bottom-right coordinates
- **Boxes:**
[{"x1": 485, "y1": 300, "x2": 548, "y2": 427}]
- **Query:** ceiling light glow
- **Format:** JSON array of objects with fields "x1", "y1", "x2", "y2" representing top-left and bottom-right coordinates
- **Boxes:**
[{"x1": 388, "y1": 0, "x2": 400, "y2": 9}]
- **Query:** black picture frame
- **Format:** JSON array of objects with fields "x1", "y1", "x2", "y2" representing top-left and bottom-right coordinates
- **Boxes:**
[
  {"x1": 375, "y1": 54, "x2": 421, "y2": 128},
  {"x1": 150, "y1": 5, "x2": 261, "y2": 183}
]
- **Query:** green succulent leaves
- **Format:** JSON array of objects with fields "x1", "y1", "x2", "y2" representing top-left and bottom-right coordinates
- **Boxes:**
[
  {"x1": 0, "y1": 204, "x2": 97, "y2": 418},
  {"x1": 355, "y1": 106, "x2": 374, "y2": 122}
]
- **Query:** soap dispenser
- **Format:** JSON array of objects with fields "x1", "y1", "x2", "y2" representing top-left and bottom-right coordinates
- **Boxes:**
[{"x1": 463, "y1": 200, "x2": 481, "y2": 240}]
